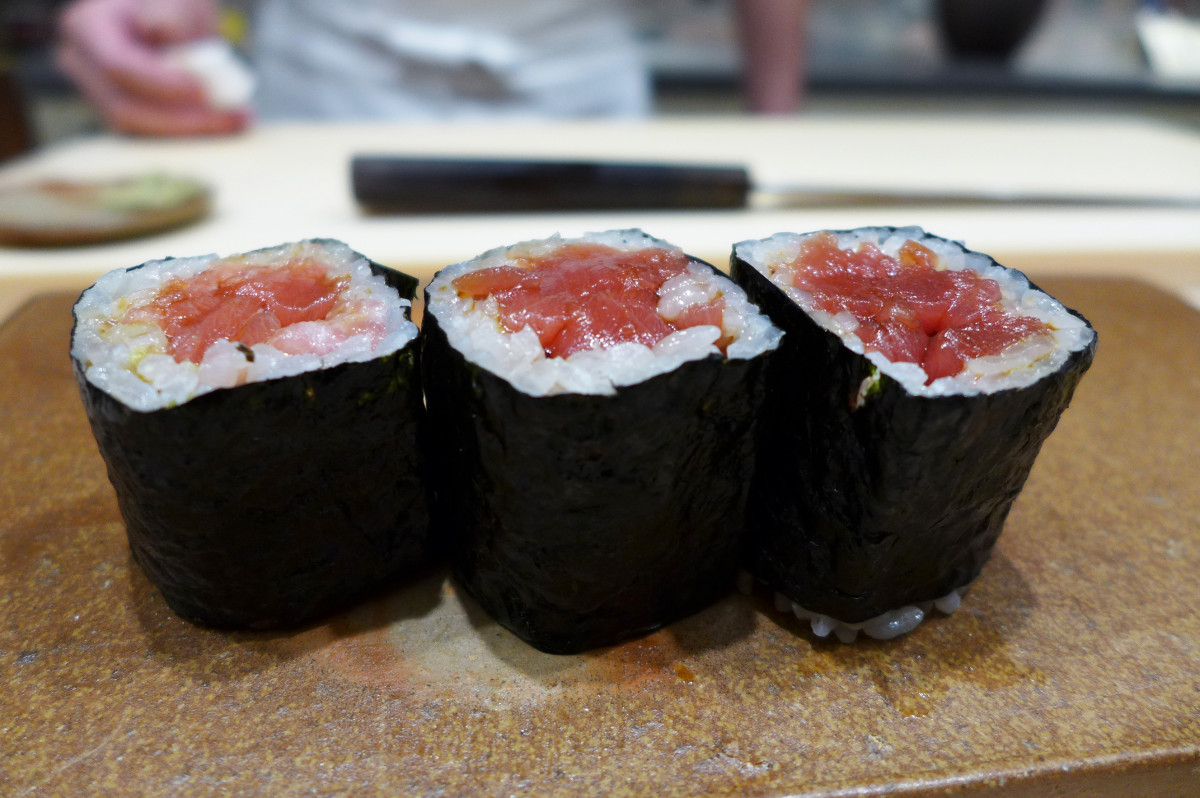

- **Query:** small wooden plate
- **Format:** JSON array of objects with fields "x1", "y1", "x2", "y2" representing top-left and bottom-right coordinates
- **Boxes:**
[
  {"x1": 0, "y1": 174, "x2": 210, "y2": 247},
  {"x1": 2, "y1": 279, "x2": 1199, "y2": 796}
]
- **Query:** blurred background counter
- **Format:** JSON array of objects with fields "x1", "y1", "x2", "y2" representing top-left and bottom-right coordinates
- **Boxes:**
[{"x1": 1, "y1": 114, "x2": 1199, "y2": 322}]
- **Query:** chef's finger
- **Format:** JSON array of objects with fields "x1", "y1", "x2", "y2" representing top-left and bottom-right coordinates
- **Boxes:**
[{"x1": 134, "y1": 0, "x2": 219, "y2": 45}]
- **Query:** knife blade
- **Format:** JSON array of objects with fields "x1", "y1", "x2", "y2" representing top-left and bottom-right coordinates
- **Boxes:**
[{"x1": 351, "y1": 155, "x2": 1200, "y2": 213}]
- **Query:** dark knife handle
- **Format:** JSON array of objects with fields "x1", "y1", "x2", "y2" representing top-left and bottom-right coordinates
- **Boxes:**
[{"x1": 351, "y1": 156, "x2": 750, "y2": 213}]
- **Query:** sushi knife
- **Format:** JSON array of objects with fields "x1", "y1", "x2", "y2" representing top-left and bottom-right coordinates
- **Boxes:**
[{"x1": 351, "y1": 155, "x2": 1200, "y2": 213}]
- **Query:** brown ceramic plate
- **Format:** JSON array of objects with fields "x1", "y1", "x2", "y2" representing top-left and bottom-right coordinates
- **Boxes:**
[
  {"x1": 2, "y1": 279, "x2": 1199, "y2": 796},
  {"x1": 0, "y1": 174, "x2": 210, "y2": 247}
]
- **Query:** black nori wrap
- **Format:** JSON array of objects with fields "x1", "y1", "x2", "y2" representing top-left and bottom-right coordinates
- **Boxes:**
[
  {"x1": 730, "y1": 229, "x2": 1096, "y2": 624},
  {"x1": 71, "y1": 243, "x2": 431, "y2": 629},
  {"x1": 422, "y1": 253, "x2": 774, "y2": 654}
]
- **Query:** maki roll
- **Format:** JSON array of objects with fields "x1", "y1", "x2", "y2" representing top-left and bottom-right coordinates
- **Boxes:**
[
  {"x1": 731, "y1": 227, "x2": 1096, "y2": 642},
  {"x1": 70, "y1": 240, "x2": 431, "y2": 629},
  {"x1": 423, "y1": 230, "x2": 783, "y2": 654}
]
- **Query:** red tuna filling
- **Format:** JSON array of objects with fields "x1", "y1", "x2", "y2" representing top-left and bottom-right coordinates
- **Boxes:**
[
  {"x1": 783, "y1": 233, "x2": 1051, "y2": 382},
  {"x1": 127, "y1": 258, "x2": 346, "y2": 364},
  {"x1": 452, "y1": 242, "x2": 727, "y2": 359}
]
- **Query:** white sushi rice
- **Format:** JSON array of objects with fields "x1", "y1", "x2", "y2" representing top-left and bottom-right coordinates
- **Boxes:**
[
  {"x1": 427, "y1": 230, "x2": 783, "y2": 397},
  {"x1": 165, "y1": 38, "x2": 255, "y2": 111},
  {"x1": 735, "y1": 570, "x2": 968, "y2": 643},
  {"x1": 71, "y1": 240, "x2": 418, "y2": 412},
  {"x1": 735, "y1": 226, "x2": 1095, "y2": 397},
  {"x1": 779, "y1": 587, "x2": 969, "y2": 644}
]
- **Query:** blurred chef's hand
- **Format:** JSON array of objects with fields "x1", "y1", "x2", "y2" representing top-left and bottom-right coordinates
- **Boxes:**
[{"x1": 57, "y1": 0, "x2": 249, "y2": 136}]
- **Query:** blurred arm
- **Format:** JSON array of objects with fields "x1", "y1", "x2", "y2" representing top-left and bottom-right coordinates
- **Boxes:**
[
  {"x1": 56, "y1": 0, "x2": 248, "y2": 136},
  {"x1": 735, "y1": 0, "x2": 809, "y2": 114}
]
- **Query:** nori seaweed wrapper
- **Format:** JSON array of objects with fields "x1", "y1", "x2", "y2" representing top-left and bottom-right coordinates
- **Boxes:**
[
  {"x1": 422, "y1": 248, "x2": 775, "y2": 654},
  {"x1": 71, "y1": 242, "x2": 431, "y2": 629},
  {"x1": 730, "y1": 228, "x2": 1096, "y2": 624}
]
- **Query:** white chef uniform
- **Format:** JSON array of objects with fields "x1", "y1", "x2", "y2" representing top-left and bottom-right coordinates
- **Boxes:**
[{"x1": 250, "y1": 0, "x2": 651, "y2": 120}]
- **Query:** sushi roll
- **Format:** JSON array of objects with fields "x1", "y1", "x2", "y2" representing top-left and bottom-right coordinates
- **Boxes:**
[
  {"x1": 423, "y1": 230, "x2": 783, "y2": 654},
  {"x1": 731, "y1": 227, "x2": 1096, "y2": 642},
  {"x1": 70, "y1": 240, "x2": 431, "y2": 629}
]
